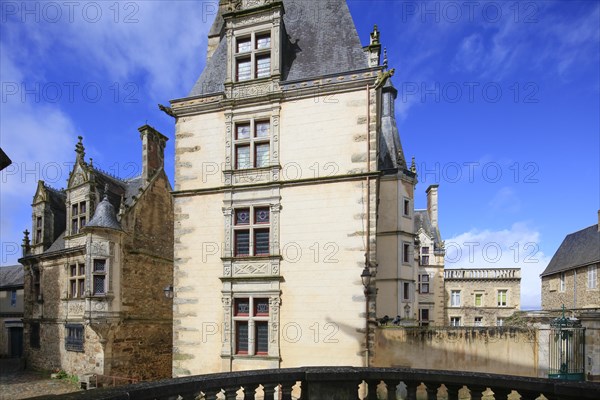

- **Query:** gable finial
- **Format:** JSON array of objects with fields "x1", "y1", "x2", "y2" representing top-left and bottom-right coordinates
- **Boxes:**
[
  {"x1": 370, "y1": 24, "x2": 380, "y2": 45},
  {"x1": 22, "y1": 229, "x2": 31, "y2": 256},
  {"x1": 410, "y1": 156, "x2": 417, "y2": 173},
  {"x1": 75, "y1": 136, "x2": 85, "y2": 161},
  {"x1": 103, "y1": 184, "x2": 109, "y2": 200}
]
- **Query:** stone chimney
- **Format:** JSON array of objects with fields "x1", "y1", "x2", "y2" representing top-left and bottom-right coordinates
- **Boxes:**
[
  {"x1": 426, "y1": 185, "x2": 439, "y2": 229},
  {"x1": 138, "y1": 125, "x2": 168, "y2": 181}
]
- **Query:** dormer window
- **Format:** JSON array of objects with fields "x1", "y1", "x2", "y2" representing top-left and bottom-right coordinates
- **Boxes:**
[
  {"x1": 71, "y1": 201, "x2": 88, "y2": 235},
  {"x1": 235, "y1": 32, "x2": 271, "y2": 82}
]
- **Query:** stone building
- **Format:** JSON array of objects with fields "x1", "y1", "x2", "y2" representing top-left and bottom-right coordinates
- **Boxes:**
[
  {"x1": 541, "y1": 213, "x2": 600, "y2": 310},
  {"x1": 414, "y1": 185, "x2": 445, "y2": 326},
  {"x1": 444, "y1": 268, "x2": 521, "y2": 327},
  {"x1": 0, "y1": 265, "x2": 24, "y2": 358},
  {"x1": 169, "y1": 0, "x2": 417, "y2": 375},
  {"x1": 18, "y1": 125, "x2": 174, "y2": 380}
]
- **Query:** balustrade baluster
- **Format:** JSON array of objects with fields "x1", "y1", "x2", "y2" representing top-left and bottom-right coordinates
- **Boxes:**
[
  {"x1": 366, "y1": 380, "x2": 379, "y2": 399},
  {"x1": 490, "y1": 387, "x2": 512, "y2": 400},
  {"x1": 280, "y1": 382, "x2": 295, "y2": 400},
  {"x1": 224, "y1": 386, "x2": 240, "y2": 400},
  {"x1": 405, "y1": 382, "x2": 418, "y2": 400},
  {"x1": 385, "y1": 381, "x2": 401, "y2": 400},
  {"x1": 424, "y1": 383, "x2": 438, "y2": 400},
  {"x1": 467, "y1": 385, "x2": 487, "y2": 400},
  {"x1": 262, "y1": 383, "x2": 278, "y2": 400},
  {"x1": 203, "y1": 389, "x2": 222, "y2": 400},
  {"x1": 243, "y1": 384, "x2": 259, "y2": 400},
  {"x1": 444, "y1": 384, "x2": 462, "y2": 400}
]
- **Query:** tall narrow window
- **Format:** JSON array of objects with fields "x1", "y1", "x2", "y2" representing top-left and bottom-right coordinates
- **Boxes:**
[
  {"x1": 71, "y1": 201, "x2": 88, "y2": 235},
  {"x1": 235, "y1": 32, "x2": 271, "y2": 81},
  {"x1": 588, "y1": 265, "x2": 597, "y2": 289},
  {"x1": 92, "y1": 259, "x2": 106, "y2": 295},
  {"x1": 403, "y1": 282, "x2": 410, "y2": 301},
  {"x1": 234, "y1": 120, "x2": 270, "y2": 170},
  {"x1": 474, "y1": 293, "x2": 483, "y2": 307},
  {"x1": 420, "y1": 246, "x2": 429, "y2": 265},
  {"x1": 497, "y1": 290, "x2": 507, "y2": 307},
  {"x1": 560, "y1": 272, "x2": 566, "y2": 292},
  {"x1": 69, "y1": 262, "x2": 85, "y2": 298},
  {"x1": 35, "y1": 216, "x2": 42, "y2": 243},
  {"x1": 419, "y1": 309, "x2": 429, "y2": 327},
  {"x1": 234, "y1": 207, "x2": 270, "y2": 257},
  {"x1": 234, "y1": 297, "x2": 269, "y2": 356},
  {"x1": 418, "y1": 274, "x2": 429, "y2": 294},
  {"x1": 10, "y1": 290, "x2": 17, "y2": 307},
  {"x1": 403, "y1": 243, "x2": 410, "y2": 264},
  {"x1": 30, "y1": 322, "x2": 40, "y2": 348},
  {"x1": 403, "y1": 199, "x2": 410, "y2": 216},
  {"x1": 450, "y1": 290, "x2": 461, "y2": 307}
]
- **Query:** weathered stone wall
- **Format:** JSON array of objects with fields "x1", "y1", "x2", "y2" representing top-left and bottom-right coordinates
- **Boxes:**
[
  {"x1": 541, "y1": 264, "x2": 600, "y2": 310},
  {"x1": 445, "y1": 275, "x2": 521, "y2": 326},
  {"x1": 372, "y1": 326, "x2": 543, "y2": 378}
]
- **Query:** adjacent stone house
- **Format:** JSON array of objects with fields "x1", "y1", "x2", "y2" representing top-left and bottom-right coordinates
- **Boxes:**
[
  {"x1": 444, "y1": 268, "x2": 521, "y2": 327},
  {"x1": 0, "y1": 264, "x2": 24, "y2": 357},
  {"x1": 18, "y1": 126, "x2": 174, "y2": 380},
  {"x1": 541, "y1": 213, "x2": 600, "y2": 310},
  {"x1": 169, "y1": 0, "x2": 418, "y2": 375},
  {"x1": 414, "y1": 185, "x2": 445, "y2": 326}
]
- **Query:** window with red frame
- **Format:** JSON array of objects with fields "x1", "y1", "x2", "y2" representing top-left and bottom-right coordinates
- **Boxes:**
[
  {"x1": 234, "y1": 297, "x2": 269, "y2": 356},
  {"x1": 234, "y1": 207, "x2": 270, "y2": 257}
]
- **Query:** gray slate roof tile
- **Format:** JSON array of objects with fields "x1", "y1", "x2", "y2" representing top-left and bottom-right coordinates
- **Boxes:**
[{"x1": 541, "y1": 224, "x2": 600, "y2": 276}]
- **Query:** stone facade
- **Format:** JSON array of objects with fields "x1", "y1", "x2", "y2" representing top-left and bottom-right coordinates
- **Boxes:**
[
  {"x1": 0, "y1": 265, "x2": 24, "y2": 357},
  {"x1": 19, "y1": 126, "x2": 173, "y2": 380},
  {"x1": 170, "y1": 0, "x2": 417, "y2": 376},
  {"x1": 444, "y1": 268, "x2": 521, "y2": 327}
]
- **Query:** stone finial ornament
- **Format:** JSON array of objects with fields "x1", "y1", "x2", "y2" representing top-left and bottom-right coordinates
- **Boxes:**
[
  {"x1": 75, "y1": 136, "x2": 85, "y2": 161},
  {"x1": 370, "y1": 25, "x2": 380, "y2": 45}
]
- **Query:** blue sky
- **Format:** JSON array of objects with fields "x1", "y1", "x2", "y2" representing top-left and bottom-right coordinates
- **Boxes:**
[{"x1": 1, "y1": 1, "x2": 598, "y2": 310}]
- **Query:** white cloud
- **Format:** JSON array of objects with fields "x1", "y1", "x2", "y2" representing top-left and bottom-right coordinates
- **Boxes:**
[
  {"x1": 445, "y1": 222, "x2": 551, "y2": 309},
  {"x1": 489, "y1": 186, "x2": 521, "y2": 213}
]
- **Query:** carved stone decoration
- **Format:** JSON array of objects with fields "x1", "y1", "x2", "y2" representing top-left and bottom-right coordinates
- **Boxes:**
[
  {"x1": 91, "y1": 241, "x2": 109, "y2": 257},
  {"x1": 233, "y1": 263, "x2": 269, "y2": 276},
  {"x1": 225, "y1": 114, "x2": 233, "y2": 171},
  {"x1": 68, "y1": 301, "x2": 85, "y2": 315},
  {"x1": 270, "y1": 203, "x2": 281, "y2": 255},
  {"x1": 221, "y1": 295, "x2": 232, "y2": 354},
  {"x1": 223, "y1": 207, "x2": 233, "y2": 258},
  {"x1": 269, "y1": 297, "x2": 280, "y2": 344}
]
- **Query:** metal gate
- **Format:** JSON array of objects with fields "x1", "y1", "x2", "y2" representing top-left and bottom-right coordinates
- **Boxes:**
[{"x1": 548, "y1": 309, "x2": 586, "y2": 381}]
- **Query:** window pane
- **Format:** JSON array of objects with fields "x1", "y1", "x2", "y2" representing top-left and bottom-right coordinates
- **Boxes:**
[
  {"x1": 70, "y1": 281, "x2": 77, "y2": 298},
  {"x1": 256, "y1": 55, "x2": 270, "y2": 78},
  {"x1": 254, "y1": 208, "x2": 270, "y2": 224},
  {"x1": 255, "y1": 298, "x2": 269, "y2": 316},
  {"x1": 237, "y1": 58, "x2": 251, "y2": 81},
  {"x1": 235, "y1": 230, "x2": 250, "y2": 256},
  {"x1": 37, "y1": 217, "x2": 42, "y2": 228},
  {"x1": 236, "y1": 145, "x2": 251, "y2": 169},
  {"x1": 80, "y1": 202, "x2": 86, "y2": 214},
  {"x1": 255, "y1": 143, "x2": 270, "y2": 168},
  {"x1": 237, "y1": 38, "x2": 251, "y2": 53},
  {"x1": 235, "y1": 299, "x2": 250, "y2": 316},
  {"x1": 236, "y1": 124, "x2": 251, "y2": 140},
  {"x1": 235, "y1": 209, "x2": 250, "y2": 225},
  {"x1": 256, "y1": 322, "x2": 269, "y2": 354},
  {"x1": 93, "y1": 276, "x2": 105, "y2": 295},
  {"x1": 254, "y1": 229, "x2": 270, "y2": 255},
  {"x1": 79, "y1": 264, "x2": 85, "y2": 275},
  {"x1": 70, "y1": 265, "x2": 77, "y2": 277},
  {"x1": 255, "y1": 122, "x2": 270, "y2": 138},
  {"x1": 236, "y1": 322, "x2": 248, "y2": 354},
  {"x1": 80, "y1": 217, "x2": 86, "y2": 227},
  {"x1": 422, "y1": 247, "x2": 429, "y2": 254},
  {"x1": 72, "y1": 204, "x2": 78, "y2": 216},
  {"x1": 94, "y1": 259, "x2": 106, "y2": 272},
  {"x1": 72, "y1": 219, "x2": 78, "y2": 235},
  {"x1": 79, "y1": 280, "x2": 85, "y2": 297},
  {"x1": 256, "y1": 34, "x2": 271, "y2": 49}
]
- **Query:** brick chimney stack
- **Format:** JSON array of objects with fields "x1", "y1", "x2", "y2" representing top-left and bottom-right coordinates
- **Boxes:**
[
  {"x1": 138, "y1": 125, "x2": 168, "y2": 181},
  {"x1": 426, "y1": 185, "x2": 439, "y2": 229}
]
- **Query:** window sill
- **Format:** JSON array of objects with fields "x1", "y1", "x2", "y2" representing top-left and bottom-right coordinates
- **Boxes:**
[
  {"x1": 222, "y1": 255, "x2": 282, "y2": 262},
  {"x1": 229, "y1": 354, "x2": 279, "y2": 361}
]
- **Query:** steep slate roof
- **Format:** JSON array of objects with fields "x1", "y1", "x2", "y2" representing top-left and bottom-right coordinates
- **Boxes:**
[
  {"x1": 189, "y1": 0, "x2": 370, "y2": 97},
  {"x1": 46, "y1": 232, "x2": 66, "y2": 253},
  {"x1": 414, "y1": 210, "x2": 442, "y2": 246},
  {"x1": 0, "y1": 265, "x2": 24, "y2": 289},
  {"x1": 86, "y1": 196, "x2": 122, "y2": 231},
  {"x1": 541, "y1": 224, "x2": 600, "y2": 277}
]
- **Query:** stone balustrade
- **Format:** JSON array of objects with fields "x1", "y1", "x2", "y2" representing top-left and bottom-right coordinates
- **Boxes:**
[
  {"x1": 444, "y1": 268, "x2": 521, "y2": 280},
  {"x1": 36, "y1": 367, "x2": 600, "y2": 400}
]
